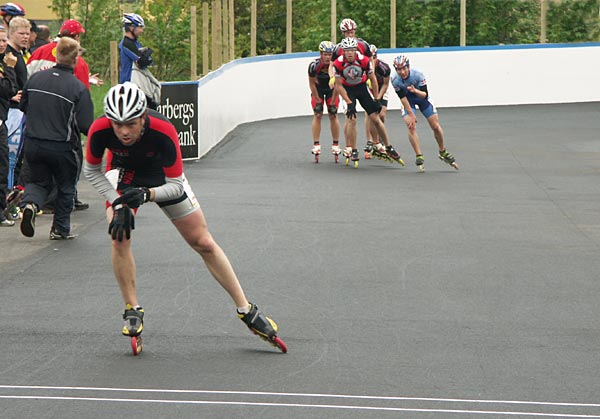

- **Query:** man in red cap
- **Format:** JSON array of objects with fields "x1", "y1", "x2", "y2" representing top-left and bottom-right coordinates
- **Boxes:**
[{"x1": 27, "y1": 19, "x2": 90, "y2": 88}]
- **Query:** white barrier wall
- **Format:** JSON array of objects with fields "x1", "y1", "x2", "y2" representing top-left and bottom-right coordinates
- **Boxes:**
[{"x1": 197, "y1": 43, "x2": 600, "y2": 157}]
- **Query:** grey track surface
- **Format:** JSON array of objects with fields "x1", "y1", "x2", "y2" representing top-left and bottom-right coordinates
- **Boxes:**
[{"x1": 1, "y1": 103, "x2": 600, "y2": 418}]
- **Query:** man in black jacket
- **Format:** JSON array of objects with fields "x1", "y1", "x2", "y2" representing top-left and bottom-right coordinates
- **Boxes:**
[{"x1": 18, "y1": 37, "x2": 93, "y2": 239}]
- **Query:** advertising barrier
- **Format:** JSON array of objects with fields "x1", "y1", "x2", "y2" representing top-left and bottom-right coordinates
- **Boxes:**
[{"x1": 158, "y1": 81, "x2": 199, "y2": 160}]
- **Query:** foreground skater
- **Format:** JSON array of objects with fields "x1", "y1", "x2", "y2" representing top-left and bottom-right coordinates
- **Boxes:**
[{"x1": 83, "y1": 83, "x2": 287, "y2": 355}]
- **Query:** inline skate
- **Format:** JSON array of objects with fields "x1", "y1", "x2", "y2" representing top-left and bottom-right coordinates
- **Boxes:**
[
  {"x1": 122, "y1": 304, "x2": 144, "y2": 355},
  {"x1": 238, "y1": 303, "x2": 287, "y2": 353},
  {"x1": 438, "y1": 149, "x2": 459, "y2": 170}
]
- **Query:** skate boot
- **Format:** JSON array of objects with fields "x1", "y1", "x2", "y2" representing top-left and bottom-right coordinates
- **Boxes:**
[
  {"x1": 386, "y1": 145, "x2": 405, "y2": 166},
  {"x1": 238, "y1": 303, "x2": 287, "y2": 353},
  {"x1": 438, "y1": 149, "x2": 459, "y2": 170},
  {"x1": 331, "y1": 144, "x2": 341, "y2": 163},
  {"x1": 416, "y1": 154, "x2": 425, "y2": 172},
  {"x1": 343, "y1": 146, "x2": 352, "y2": 166},
  {"x1": 311, "y1": 143, "x2": 321, "y2": 163},
  {"x1": 371, "y1": 142, "x2": 391, "y2": 162},
  {"x1": 351, "y1": 149, "x2": 359, "y2": 168},
  {"x1": 122, "y1": 304, "x2": 144, "y2": 355},
  {"x1": 363, "y1": 141, "x2": 373, "y2": 159}
]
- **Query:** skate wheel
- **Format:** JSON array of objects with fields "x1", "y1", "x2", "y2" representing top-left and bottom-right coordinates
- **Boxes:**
[
  {"x1": 364, "y1": 152, "x2": 371, "y2": 159},
  {"x1": 354, "y1": 160, "x2": 359, "y2": 169},
  {"x1": 418, "y1": 165, "x2": 425, "y2": 172},
  {"x1": 451, "y1": 162, "x2": 460, "y2": 170},
  {"x1": 272, "y1": 336, "x2": 288, "y2": 353},
  {"x1": 334, "y1": 154, "x2": 339, "y2": 164},
  {"x1": 314, "y1": 154, "x2": 319, "y2": 163},
  {"x1": 131, "y1": 336, "x2": 143, "y2": 356},
  {"x1": 397, "y1": 159, "x2": 405, "y2": 166},
  {"x1": 345, "y1": 157, "x2": 349, "y2": 166}
]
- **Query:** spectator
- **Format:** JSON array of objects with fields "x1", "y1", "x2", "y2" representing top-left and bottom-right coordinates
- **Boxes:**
[
  {"x1": 30, "y1": 24, "x2": 48, "y2": 53},
  {"x1": 27, "y1": 19, "x2": 41, "y2": 53},
  {"x1": 0, "y1": 23, "x2": 18, "y2": 226},
  {"x1": 27, "y1": 19, "x2": 101, "y2": 211},
  {"x1": 18, "y1": 36, "x2": 93, "y2": 240},
  {"x1": 119, "y1": 13, "x2": 145, "y2": 84},
  {"x1": 5, "y1": 15, "x2": 28, "y2": 191}
]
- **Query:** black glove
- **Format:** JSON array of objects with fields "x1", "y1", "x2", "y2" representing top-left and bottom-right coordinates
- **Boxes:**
[
  {"x1": 108, "y1": 204, "x2": 135, "y2": 242},
  {"x1": 345, "y1": 103, "x2": 356, "y2": 119},
  {"x1": 313, "y1": 102, "x2": 324, "y2": 114},
  {"x1": 113, "y1": 187, "x2": 151, "y2": 209}
]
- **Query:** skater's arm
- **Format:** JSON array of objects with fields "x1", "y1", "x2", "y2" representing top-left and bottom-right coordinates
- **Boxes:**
[
  {"x1": 407, "y1": 84, "x2": 427, "y2": 99},
  {"x1": 377, "y1": 75, "x2": 390, "y2": 101},
  {"x1": 367, "y1": 72, "x2": 379, "y2": 103},
  {"x1": 83, "y1": 160, "x2": 121, "y2": 204},
  {"x1": 308, "y1": 75, "x2": 321, "y2": 107}
]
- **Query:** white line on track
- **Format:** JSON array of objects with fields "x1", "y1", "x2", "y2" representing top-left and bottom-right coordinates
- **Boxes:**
[{"x1": 1, "y1": 385, "x2": 599, "y2": 417}]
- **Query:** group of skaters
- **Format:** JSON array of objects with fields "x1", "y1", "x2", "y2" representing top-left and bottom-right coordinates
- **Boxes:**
[
  {"x1": 1, "y1": 8, "x2": 285, "y2": 354},
  {"x1": 309, "y1": 18, "x2": 459, "y2": 170}
]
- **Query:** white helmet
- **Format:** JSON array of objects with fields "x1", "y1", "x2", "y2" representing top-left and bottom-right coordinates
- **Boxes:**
[
  {"x1": 104, "y1": 82, "x2": 147, "y2": 122},
  {"x1": 123, "y1": 12, "x2": 145, "y2": 28},
  {"x1": 340, "y1": 37, "x2": 358, "y2": 50},
  {"x1": 339, "y1": 18, "x2": 357, "y2": 32}
]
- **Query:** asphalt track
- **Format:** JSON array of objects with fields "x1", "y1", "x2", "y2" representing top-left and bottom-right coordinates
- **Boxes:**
[{"x1": 1, "y1": 103, "x2": 600, "y2": 419}]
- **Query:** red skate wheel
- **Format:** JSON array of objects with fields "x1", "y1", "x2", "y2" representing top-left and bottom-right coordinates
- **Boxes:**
[
  {"x1": 272, "y1": 336, "x2": 288, "y2": 353},
  {"x1": 131, "y1": 336, "x2": 143, "y2": 356}
]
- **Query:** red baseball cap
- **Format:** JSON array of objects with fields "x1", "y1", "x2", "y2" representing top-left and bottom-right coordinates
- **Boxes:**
[{"x1": 59, "y1": 19, "x2": 85, "y2": 36}]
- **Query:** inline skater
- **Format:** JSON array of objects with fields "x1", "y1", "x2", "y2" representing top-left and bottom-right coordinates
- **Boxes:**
[
  {"x1": 364, "y1": 44, "x2": 392, "y2": 161},
  {"x1": 308, "y1": 40, "x2": 341, "y2": 162},
  {"x1": 391, "y1": 54, "x2": 458, "y2": 171},
  {"x1": 332, "y1": 37, "x2": 404, "y2": 167},
  {"x1": 83, "y1": 83, "x2": 286, "y2": 354}
]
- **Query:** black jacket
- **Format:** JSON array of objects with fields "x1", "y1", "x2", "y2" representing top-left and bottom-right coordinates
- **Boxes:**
[
  {"x1": 0, "y1": 56, "x2": 18, "y2": 121},
  {"x1": 19, "y1": 64, "x2": 94, "y2": 143},
  {"x1": 6, "y1": 44, "x2": 27, "y2": 109}
]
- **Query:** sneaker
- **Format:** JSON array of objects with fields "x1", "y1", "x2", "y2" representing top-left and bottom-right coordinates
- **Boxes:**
[
  {"x1": 122, "y1": 304, "x2": 144, "y2": 337},
  {"x1": 49, "y1": 228, "x2": 77, "y2": 240},
  {"x1": 20, "y1": 203, "x2": 36, "y2": 237},
  {"x1": 237, "y1": 303, "x2": 278, "y2": 339},
  {"x1": 0, "y1": 216, "x2": 15, "y2": 227},
  {"x1": 73, "y1": 200, "x2": 89, "y2": 211}
]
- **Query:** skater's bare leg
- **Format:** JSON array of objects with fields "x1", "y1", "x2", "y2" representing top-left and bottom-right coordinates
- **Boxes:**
[
  {"x1": 329, "y1": 112, "x2": 340, "y2": 142},
  {"x1": 427, "y1": 114, "x2": 445, "y2": 151},
  {"x1": 344, "y1": 117, "x2": 357, "y2": 149},
  {"x1": 108, "y1": 207, "x2": 139, "y2": 307},
  {"x1": 406, "y1": 116, "x2": 422, "y2": 155},
  {"x1": 370, "y1": 113, "x2": 390, "y2": 147},
  {"x1": 312, "y1": 112, "x2": 323, "y2": 143},
  {"x1": 173, "y1": 208, "x2": 249, "y2": 308}
]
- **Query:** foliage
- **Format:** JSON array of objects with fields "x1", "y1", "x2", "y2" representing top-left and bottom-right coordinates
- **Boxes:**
[{"x1": 52, "y1": 0, "x2": 600, "y2": 82}]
